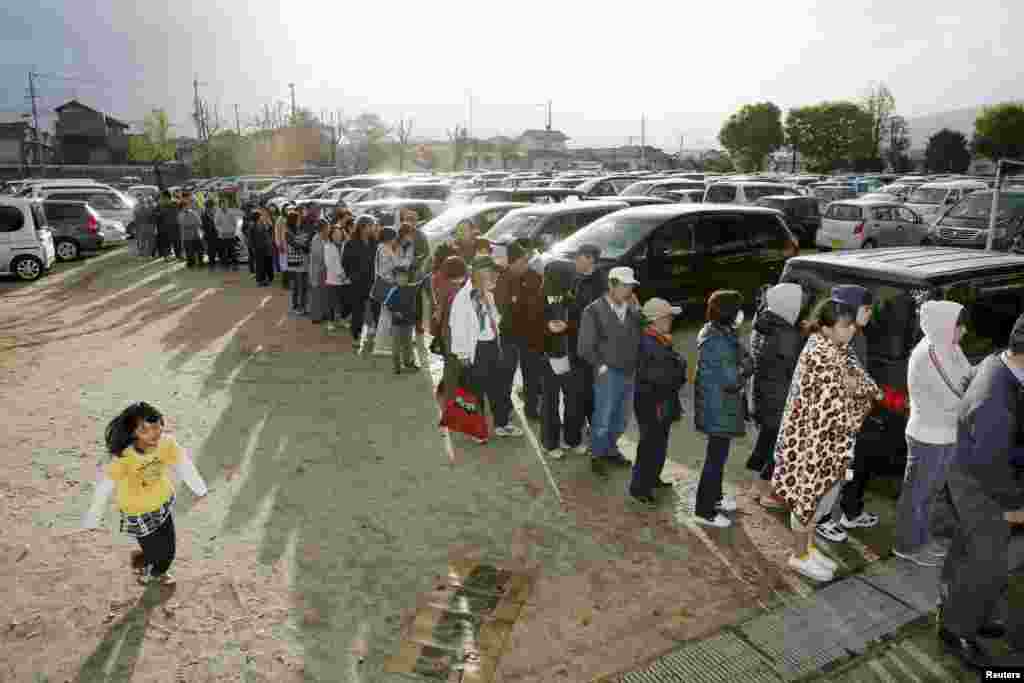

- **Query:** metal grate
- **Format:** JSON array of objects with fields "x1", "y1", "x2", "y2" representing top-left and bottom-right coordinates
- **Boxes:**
[{"x1": 614, "y1": 631, "x2": 781, "y2": 683}]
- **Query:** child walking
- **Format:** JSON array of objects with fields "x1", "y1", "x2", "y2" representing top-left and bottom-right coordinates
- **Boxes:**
[
  {"x1": 384, "y1": 266, "x2": 420, "y2": 374},
  {"x1": 82, "y1": 402, "x2": 208, "y2": 585}
]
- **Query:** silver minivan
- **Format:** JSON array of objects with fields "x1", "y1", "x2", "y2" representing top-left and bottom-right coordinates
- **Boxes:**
[
  {"x1": 0, "y1": 198, "x2": 56, "y2": 280},
  {"x1": 39, "y1": 187, "x2": 136, "y2": 236},
  {"x1": 704, "y1": 181, "x2": 802, "y2": 205},
  {"x1": 816, "y1": 199, "x2": 927, "y2": 250}
]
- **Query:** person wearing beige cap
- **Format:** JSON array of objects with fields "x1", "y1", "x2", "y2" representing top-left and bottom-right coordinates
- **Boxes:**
[{"x1": 628, "y1": 298, "x2": 688, "y2": 506}]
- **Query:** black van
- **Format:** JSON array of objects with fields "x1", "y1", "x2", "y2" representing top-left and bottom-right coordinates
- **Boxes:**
[
  {"x1": 537, "y1": 204, "x2": 799, "y2": 316},
  {"x1": 484, "y1": 200, "x2": 628, "y2": 261},
  {"x1": 779, "y1": 247, "x2": 1024, "y2": 464}
]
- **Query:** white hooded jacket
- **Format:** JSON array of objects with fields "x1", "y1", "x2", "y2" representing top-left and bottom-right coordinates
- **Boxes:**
[{"x1": 906, "y1": 300, "x2": 975, "y2": 444}]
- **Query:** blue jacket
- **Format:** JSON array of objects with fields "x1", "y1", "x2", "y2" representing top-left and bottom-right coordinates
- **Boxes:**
[
  {"x1": 694, "y1": 322, "x2": 750, "y2": 437},
  {"x1": 635, "y1": 333, "x2": 687, "y2": 423},
  {"x1": 955, "y1": 352, "x2": 1024, "y2": 508}
]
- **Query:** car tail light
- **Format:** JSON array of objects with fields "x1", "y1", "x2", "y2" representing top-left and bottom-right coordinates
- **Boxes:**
[
  {"x1": 853, "y1": 221, "x2": 865, "y2": 236},
  {"x1": 880, "y1": 384, "x2": 908, "y2": 414},
  {"x1": 86, "y1": 214, "x2": 98, "y2": 234}
]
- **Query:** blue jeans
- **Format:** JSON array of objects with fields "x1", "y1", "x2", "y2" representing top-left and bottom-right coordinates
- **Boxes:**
[
  {"x1": 591, "y1": 367, "x2": 634, "y2": 458},
  {"x1": 894, "y1": 436, "x2": 956, "y2": 553}
]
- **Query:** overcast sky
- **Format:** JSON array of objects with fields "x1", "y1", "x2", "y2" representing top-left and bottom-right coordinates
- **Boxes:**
[{"x1": 2, "y1": 0, "x2": 1020, "y2": 150}]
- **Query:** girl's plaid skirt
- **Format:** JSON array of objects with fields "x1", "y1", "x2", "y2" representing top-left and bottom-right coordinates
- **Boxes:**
[{"x1": 119, "y1": 495, "x2": 174, "y2": 538}]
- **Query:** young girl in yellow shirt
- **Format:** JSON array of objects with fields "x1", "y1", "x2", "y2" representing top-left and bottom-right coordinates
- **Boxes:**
[{"x1": 82, "y1": 402, "x2": 208, "y2": 585}]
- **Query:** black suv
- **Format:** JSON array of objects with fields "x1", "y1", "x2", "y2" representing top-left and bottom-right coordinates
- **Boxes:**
[
  {"x1": 753, "y1": 195, "x2": 821, "y2": 248},
  {"x1": 41, "y1": 200, "x2": 104, "y2": 260},
  {"x1": 779, "y1": 247, "x2": 1024, "y2": 465},
  {"x1": 538, "y1": 204, "x2": 799, "y2": 316}
]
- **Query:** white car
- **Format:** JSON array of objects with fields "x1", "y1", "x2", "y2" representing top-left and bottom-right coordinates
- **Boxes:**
[
  {"x1": 903, "y1": 180, "x2": 988, "y2": 222},
  {"x1": 704, "y1": 181, "x2": 802, "y2": 205},
  {"x1": 0, "y1": 198, "x2": 56, "y2": 280},
  {"x1": 816, "y1": 200, "x2": 927, "y2": 250}
]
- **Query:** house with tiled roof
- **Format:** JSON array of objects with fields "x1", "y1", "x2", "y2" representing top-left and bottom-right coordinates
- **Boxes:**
[{"x1": 54, "y1": 99, "x2": 130, "y2": 164}]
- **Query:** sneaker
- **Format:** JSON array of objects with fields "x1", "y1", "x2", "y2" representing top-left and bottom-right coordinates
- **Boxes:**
[
  {"x1": 893, "y1": 548, "x2": 941, "y2": 567},
  {"x1": 816, "y1": 520, "x2": 848, "y2": 543},
  {"x1": 694, "y1": 513, "x2": 732, "y2": 528},
  {"x1": 758, "y1": 493, "x2": 787, "y2": 510},
  {"x1": 810, "y1": 547, "x2": 839, "y2": 573},
  {"x1": 789, "y1": 554, "x2": 834, "y2": 582},
  {"x1": 547, "y1": 448, "x2": 565, "y2": 460},
  {"x1": 495, "y1": 425, "x2": 524, "y2": 438},
  {"x1": 629, "y1": 493, "x2": 657, "y2": 508},
  {"x1": 715, "y1": 496, "x2": 737, "y2": 512},
  {"x1": 841, "y1": 512, "x2": 879, "y2": 529}
]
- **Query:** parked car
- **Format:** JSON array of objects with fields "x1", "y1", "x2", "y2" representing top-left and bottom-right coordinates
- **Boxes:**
[
  {"x1": 575, "y1": 175, "x2": 644, "y2": 197},
  {"x1": 37, "y1": 187, "x2": 138, "y2": 235},
  {"x1": 236, "y1": 177, "x2": 281, "y2": 204},
  {"x1": 704, "y1": 181, "x2": 801, "y2": 205},
  {"x1": 662, "y1": 189, "x2": 705, "y2": 204},
  {"x1": 879, "y1": 183, "x2": 923, "y2": 201},
  {"x1": 485, "y1": 200, "x2": 628, "y2": 262},
  {"x1": 778, "y1": 247, "x2": 1024, "y2": 465},
  {"x1": 41, "y1": 200, "x2": 113, "y2": 260},
  {"x1": 0, "y1": 198, "x2": 56, "y2": 280},
  {"x1": 925, "y1": 189, "x2": 1024, "y2": 250},
  {"x1": 357, "y1": 182, "x2": 452, "y2": 203},
  {"x1": 620, "y1": 178, "x2": 706, "y2": 197},
  {"x1": 753, "y1": 195, "x2": 821, "y2": 247},
  {"x1": 602, "y1": 196, "x2": 674, "y2": 207},
  {"x1": 817, "y1": 199, "x2": 927, "y2": 250},
  {"x1": 422, "y1": 202, "x2": 529, "y2": 253},
  {"x1": 468, "y1": 188, "x2": 586, "y2": 204},
  {"x1": 903, "y1": 180, "x2": 988, "y2": 222},
  {"x1": 20, "y1": 181, "x2": 106, "y2": 198},
  {"x1": 537, "y1": 204, "x2": 799, "y2": 316},
  {"x1": 347, "y1": 199, "x2": 447, "y2": 228}
]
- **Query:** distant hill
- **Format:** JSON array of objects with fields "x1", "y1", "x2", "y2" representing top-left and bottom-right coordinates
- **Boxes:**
[{"x1": 905, "y1": 107, "x2": 983, "y2": 149}]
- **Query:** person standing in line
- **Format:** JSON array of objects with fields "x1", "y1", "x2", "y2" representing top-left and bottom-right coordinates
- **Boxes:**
[
  {"x1": 274, "y1": 205, "x2": 291, "y2": 289},
  {"x1": 816, "y1": 285, "x2": 880, "y2": 544},
  {"x1": 154, "y1": 191, "x2": 174, "y2": 259},
  {"x1": 746, "y1": 283, "x2": 805, "y2": 510},
  {"x1": 449, "y1": 256, "x2": 522, "y2": 441},
  {"x1": 201, "y1": 198, "x2": 219, "y2": 269},
  {"x1": 384, "y1": 266, "x2": 420, "y2": 374},
  {"x1": 400, "y1": 208, "x2": 431, "y2": 335},
  {"x1": 343, "y1": 215, "x2": 377, "y2": 347},
  {"x1": 82, "y1": 402, "x2": 209, "y2": 585},
  {"x1": 249, "y1": 208, "x2": 275, "y2": 287},
  {"x1": 693, "y1": 290, "x2": 751, "y2": 527},
  {"x1": 567, "y1": 244, "x2": 607, "y2": 445},
  {"x1": 433, "y1": 255, "x2": 469, "y2": 413},
  {"x1": 135, "y1": 198, "x2": 157, "y2": 259},
  {"x1": 323, "y1": 225, "x2": 349, "y2": 333},
  {"x1": 285, "y1": 208, "x2": 315, "y2": 315},
  {"x1": 308, "y1": 220, "x2": 331, "y2": 324},
  {"x1": 773, "y1": 297, "x2": 881, "y2": 581},
  {"x1": 578, "y1": 266, "x2": 644, "y2": 478},
  {"x1": 213, "y1": 195, "x2": 236, "y2": 270},
  {"x1": 494, "y1": 239, "x2": 546, "y2": 421},
  {"x1": 629, "y1": 298, "x2": 688, "y2": 506},
  {"x1": 223, "y1": 196, "x2": 245, "y2": 271},
  {"x1": 451, "y1": 219, "x2": 482, "y2": 264},
  {"x1": 936, "y1": 313, "x2": 1024, "y2": 669},
  {"x1": 178, "y1": 197, "x2": 204, "y2": 268},
  {"x1": 892, "y1": 301, "x2": 975, "y2": 569},
  {"x1": 540, "y1": 266, "x2": 585, "y2": 459},
  {"x1": 373, "y1": 226, "x2": 411, "y2": 322}
]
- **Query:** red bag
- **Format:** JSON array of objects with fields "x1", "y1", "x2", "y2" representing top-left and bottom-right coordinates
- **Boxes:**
[{"x1": 440, "y1": 387, "x2": 489, "y2": 442}]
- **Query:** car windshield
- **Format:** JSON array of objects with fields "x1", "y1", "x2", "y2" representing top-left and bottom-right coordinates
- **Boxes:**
[
  {"x1": 551, "y1": 213, "x2": 659, "y2": 259},
  {"x1": 620, "y1": 182, "x2": 652, "y2": 196},
  {"x1": 485, "y1": 213, "x2": 543, "y2": 242},
  {"x1": 945, "y1": 192, "x2": 1024, "y2": 221},
  {"x1": 907, "y1": 188, "x2": 947, "y2": 204}
]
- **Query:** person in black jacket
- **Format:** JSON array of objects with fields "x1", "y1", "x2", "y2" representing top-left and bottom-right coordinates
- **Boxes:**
[
  {"x1": 567, "y1": 244, "x2": 607, "y2": 442},
  {"x1": 248, "y1": 209, "x2": 275, "y2": 287},
  {"x1": 201, "y1": 200, "x2": 218, "y2": 269},
  {"x1": 745, "y1": 283, "x2": 805, "y2": 509},
  {"x1": 629, "y1": 298, "x2": 688, "y2": 506},
  {"x1": 155, "y1": 191, "x2": 181, "y2": 260},
  {"x1": 343, "y1": 215, "x2": 378, "y2": 346},
  {"x1": 541, "y1": 266, "x2": 585, "y2": 459}
]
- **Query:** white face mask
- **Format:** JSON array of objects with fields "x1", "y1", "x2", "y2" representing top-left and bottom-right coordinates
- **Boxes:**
[
  {"x1": 733, "y1": 310, "x2": 745, "y2": 328},
  {"x1": 856, "y1": 307, "x2": 871, "y2": 327}
]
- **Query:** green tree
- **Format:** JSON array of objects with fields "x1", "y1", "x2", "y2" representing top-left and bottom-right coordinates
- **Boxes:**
[
  {"x1": 340, "y1": 112, "x2": 392, "y2": 173},
  {"x1": 925, "y1": 128, "x2": 971, "y2": 173},
  {"x1": 128, "y1": 109, "x2": 176, "y2": 189},
  {"x1": 862, "y1": 82, "x2": 895, "y2": 159},
  {"x1": 702, "y1": 150, "x2": 735, "y2": 173},
  {"x1": 194, "y1": 131, "x2": 242, "y2": 177},
  {"x1": 785, "y1": 102, "x2": 874, "y2": 173},
  {"x1": 718, "y1": 102, "x2": 785, "y2": 172},
  {"x1": 973, "y1": 102, "x2": 1024, "y2": 161}
]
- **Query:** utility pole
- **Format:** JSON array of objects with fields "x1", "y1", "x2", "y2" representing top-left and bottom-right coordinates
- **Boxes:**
[
  {"x1": 234, "y1": 104, "x2": 241, "y2": 135},
  {"x1": 27, "y1": 71, "x2": 41, "y2": 176},
  {"x1": 986, "y1": 159, "x2": 1024, "y2": 250},
  {"x1": 640, "y1": 114, "x2": 646, "y2": 170},
  {"x1": 289, "y1": 83, "x2": 296, "y2": 123},
  {"x1": 546, "y1": 100, "x2": 552, "y2": 131}
]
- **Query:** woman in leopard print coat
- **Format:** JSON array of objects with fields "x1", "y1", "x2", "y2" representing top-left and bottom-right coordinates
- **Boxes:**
[{"x1": 772, "y1": 297, "x2": 882, "y2": 581}]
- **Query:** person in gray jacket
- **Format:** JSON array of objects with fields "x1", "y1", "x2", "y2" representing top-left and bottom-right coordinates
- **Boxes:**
[
  {"x1": 178, "y1": 197, "x2": 204, "y2": 268},
  {"x1": 578, "y1": 266, "x2": 643, "y2": 478},
  {"x1": 308, "y1": 220, "x2": 331, "y2": 324}
]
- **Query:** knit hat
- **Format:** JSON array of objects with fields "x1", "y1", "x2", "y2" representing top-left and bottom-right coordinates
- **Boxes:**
[
  {"x1": 706, "y1": 290, "x2": 743, "y2": 325},
  {"x1": 1011, "y1": 313, "x2": 1024, "y2": 353},
  {"x1": 379, "y1": 227, "x2": 398, "y2": 242},
  {"x1": 831, "y1": 284, "x2": 872, "y2": 309},
  {"x1": 506, "y1": 238, "x2": 535, "y2": 264},
  {"x1": 442, "y1": 256, "x2": 468, "y2": 279},
  {"x1": 765, "y1": 283, "x2": 803, "y2": 326}
]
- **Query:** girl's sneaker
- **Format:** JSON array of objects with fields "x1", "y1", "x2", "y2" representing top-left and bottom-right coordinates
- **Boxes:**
[
  {"x1": 816, "y1": 520, "x2": 848, "y2": 543},
  {"x1": 841, "y1": 512, "x2": 879, "y2": 529},
  {"x1": 810, "y1": 547, "x2": 838, "y2": 572},
  {"x1": 789, "y1": 554, "x2": 833, "y2": 582},
  {"x1": 715, "y1": 496, "x2": 737, "y2": 512},
  {"x1": 694, "y1": 513, "x2": 732, "y2": 528}
]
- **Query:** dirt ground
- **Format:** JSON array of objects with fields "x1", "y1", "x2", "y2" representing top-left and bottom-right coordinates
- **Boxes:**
[{"x1": 1, "y1": 248, "x2": 904, "y2": 683}]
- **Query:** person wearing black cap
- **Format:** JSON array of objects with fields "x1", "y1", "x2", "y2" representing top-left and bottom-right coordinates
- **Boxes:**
[
  {"x1": 936, "y1": 313, "x2": 1024, "y2": 668},
  {"x1": 815, "y1": 284, "x2": 880, "y2": 545},
  {"x1": 568, "y1": 244, "x2": 607, "y2": 444},
  {"x1": 495, "y1": 238, "x2": 546, "y2": 421},
  {"x1": 249, "y1": 208, "x2": 275, "y2": 287}
]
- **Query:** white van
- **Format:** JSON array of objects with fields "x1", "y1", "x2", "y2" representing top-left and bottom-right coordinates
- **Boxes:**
[
  {"x1": 904, "y1": 180, "x2": 988, "y2": 221},
  {"x1": 704, "y1": 181, "x2": 802, "y2": 205},
  {"x1": 0, "y1": 198, "x2": 56, "y2": 280}
]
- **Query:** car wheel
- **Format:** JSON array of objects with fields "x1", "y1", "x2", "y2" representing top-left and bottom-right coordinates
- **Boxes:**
[
  {"x1": 12, "y1": 255, "x2": 43, "y2": 281},
  {"x1": 55, "y1": 239, "x2": 80, "y2": 261},
  {"x1": 861, "y1": 240, "x2": 877, "y2": 249}
]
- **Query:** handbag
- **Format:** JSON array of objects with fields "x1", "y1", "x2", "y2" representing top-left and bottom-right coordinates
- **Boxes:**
[{"x1": 440, "y1": 386, "x2": 489, "y2": 442}]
